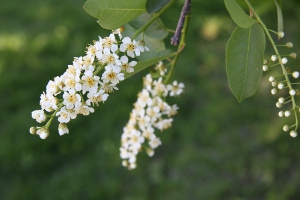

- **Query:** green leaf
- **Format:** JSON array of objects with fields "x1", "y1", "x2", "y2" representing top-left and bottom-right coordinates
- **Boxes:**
[
  {"x1": 224, "y1": 0, "x2": 254, "y2": 28},
  {"x1": 123, "y1": 23, "x2": 166, "y2": 52},
  {"x1": 146, "y1": 0, "x2": 171, "y2": 13},
  {"x1": 83, "y1": 0, "x2": 146, "y2": 30},
  {"x1": 128, "y1": 12, "x2": 169, "y2": 40},
  {"x1": 226, "y1": 23, "x2": 265, "y2": 102},
  {"x1": 125, "y1": 50, "x2": 175, "y2": 79},
  {"x1": 274, "y1": 0, "x2": 284, "y2": 38}
]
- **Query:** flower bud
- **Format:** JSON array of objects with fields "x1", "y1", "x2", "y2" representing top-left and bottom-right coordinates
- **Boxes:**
[
  {"x1": 281, "y1": 57, "x2": 288, "y2": 64},
  {"x1": 271, "y1": 81, "x2": 278, "y2": 87},
  {"x1": 276, "y1": 102, "x2": 282, "y2": 108},
  {"x1": 269, "y1": 76, "x2": 276, "y2": 82},
  {"x1": 278, "y1": 111, "x2": 284, "y2": 117},
  {"x1": 292, "y1": 71, "x2": 299, "y2": 79},
  {"x1": 29, "y1": 127, "x2": 37, "y2": 134},
  {"x1": 283, "y1": 125, "x2": 289, "y2": 132},
  {"x1": 129, "y1": 163, "x2": 136, "y2": 170},
  {"x1": 122, "y1": 160, "x2": 128, "y2": 167},
  {"x1": 286, "y1": 42, "x2": 293, "y2": 48},
  {"x1": 271, "y1": 88, "x2": 277, "y2": 95},
  {"x1": 278, "y1": 32, "x2": 284, "y2": 38},
  {"x1": 284, "y1": 110, "x2": 291, "y2": 117},
  {"x1": 271, "y1": 55, "x2": 277, "y2": 61},
  {"x1": 278, "y1": 82, "x2": 284, "y2": 90},
  {"x1": 289, "y1": 89, "x2": 296, "y2": 96},
  {"x1": 278, "y1": 97, "x2": 285, "y2": 104},
  {"x1": 262, "y1": 65, "x2": 268, "y2": 71},
  {"x1": 290, "y1": 53, "x2": 297, "y2": 59},
  {"x1": 146, "y1": 148, "x2": 154, "y2": 157},
  {"x1": 290, "y1": 130, "x2": 297, "y2": 137}
]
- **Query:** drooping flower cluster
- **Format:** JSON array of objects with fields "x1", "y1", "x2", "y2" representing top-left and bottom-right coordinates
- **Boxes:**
[
  {"x1": 30, "y1": 29, "x2": 149, "y2": 139},
  {"x1": 120, "y1": 73, "x2": 185, "y2": 169},
  {"x1": 262, "y1": 40, "x2": 300, "y2": 137}
]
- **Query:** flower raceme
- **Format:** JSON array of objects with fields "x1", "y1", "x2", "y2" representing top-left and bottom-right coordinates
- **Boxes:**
[
  {"x1": 30, "y1": 30, "x2": 148, "y2": 139},
  {"x1": 264, "y1": 39, "x2": 300, "y2": 137},
  {"x1": 120, "y1": 74, "x2": 184, "y2": 170},
  {"x1": 30, "y1": 29, "x2": 185, "y2": 170}
]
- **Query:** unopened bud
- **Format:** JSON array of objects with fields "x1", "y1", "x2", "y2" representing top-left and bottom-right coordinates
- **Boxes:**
[
  {"x1": 278, "y1": 32, "x2": 284, "y2": 38},
  {"x1": 262, "y1": 65, "x2": 269, "y2": 71},
  {"x1": 278, "y1": 97, "x2": 285, "y2": 104},
  {"x1": 278, "y1": 82, "x2": 285, "y2": 90},
  {"x1": 29, "y1": 127, "x2": 37, "y2": 134},
  {"x1": 271, "y1": 88, "x2": 277, "y2": 95},
  {"x1": 271, "y1": 55, "x2": 277, "y2": 61},
  {"x1": 281, "y1": 57, "x2": 288, "y2": 64},
  {"x1": 290, "y1": 130, "x2": 297, "y2": 137},
  {"x1": 278, "y1": 111, "x2": 284, "y2": 117},
  {"x1": 286, "y1": 42, "x2": 293, "y2": 48},
  {"x1": 269, "y1": 76, "x2": 276, "y2": 82},
  {"x1": 289, "y1": 89, "x2": 296, "y2": 96},
  {"x1": 283, "y1": 125, "x2": 289, "y2": 132},
  {"x1": 284, "y1": 110, "x2": 291, "y2": 117},
  {"x1": 290, "y1": 53, "x2": 297, "y2": 59},
  {"x1": 292, "y1": 71, "x2": 299, "y2": 79},
  {"x1": 276, "y1": 102, "x2": 282, "y2": 108},
  {"x1": 271, "y1": 81, "x2": 278, "y2": 87}
]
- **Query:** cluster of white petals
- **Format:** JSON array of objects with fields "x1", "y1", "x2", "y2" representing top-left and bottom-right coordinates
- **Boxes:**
[
  {"x1": 30, "y1": 31, "x2": 149, "y2": 139},
  {"x1": 120, "y1": 73, "x2": 184, "y2": 169}
]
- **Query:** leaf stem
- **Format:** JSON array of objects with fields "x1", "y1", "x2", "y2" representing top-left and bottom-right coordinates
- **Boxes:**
[
  {"x1": 244, "y1": 0, "x2": 298, "y2": 130},
  {"x1": 131, "y1": 0, "x2": 177, "y2": 40}
]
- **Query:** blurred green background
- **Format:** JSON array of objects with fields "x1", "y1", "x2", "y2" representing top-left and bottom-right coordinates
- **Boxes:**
[{"x1": 2, "y1": 0, "x2": 300, "y2": 199}]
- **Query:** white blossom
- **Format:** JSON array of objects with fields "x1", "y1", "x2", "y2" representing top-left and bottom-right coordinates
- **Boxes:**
[
  {"x1": 31, "y1": 110, "x2": 47, "y2": 123},
  {"x1": 36, "y1": 127, "x2": 49, "y2": 139},
  {"x1": 58, "y1": 123, "x2": 69, "y2": 136}
]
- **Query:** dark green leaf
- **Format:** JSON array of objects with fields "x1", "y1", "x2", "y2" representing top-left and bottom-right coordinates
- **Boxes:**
[
  {"x1": 125, "y1": 50, "x2": 175, "y2": 79},
  {"x1": 226, "y1": 23, "x2": 265, "y2": 102},
  {"x1": 128, "y1": 12, "x2": 168, "y2": 40},
  {"x1": 146, "y1": 0, "x2": 171, "y2": 13},
  {"x1": 224, "y1": 0, "x2": 254, "y2": 28},
  {"x1": 83, "y1": 0, "x2": 146, "y2": 30}
]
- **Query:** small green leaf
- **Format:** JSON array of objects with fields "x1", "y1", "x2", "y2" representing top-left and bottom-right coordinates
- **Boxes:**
[
  {"x1": 128, "y1": 13, "x2": 169, "y2": 40},
  {"x1": 224, "y1": 0, "x2": 254, "y2": 28},
  {"x1": 83, "y1": 0, "x2": 146, "y2": 30},
  {"x1": 146, "y1": 0, "x2": 171, "y2": 13},
  {"x1": 226, "y1": 23, "x2": 266, "y2": 102},
  {"x1": 274, "y1": 0, "x2": 284, "y2": 38},
  {"x1": 125, "y1": 50, "x2": 175, "y2": 79}
]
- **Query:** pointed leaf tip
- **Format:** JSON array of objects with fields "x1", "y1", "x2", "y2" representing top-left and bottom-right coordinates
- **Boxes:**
[{"x1": 224, "y1": 0, "x2": 254, "y2": 28}]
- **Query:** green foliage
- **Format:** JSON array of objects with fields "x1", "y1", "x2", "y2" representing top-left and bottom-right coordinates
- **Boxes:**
[
  {"x1": 83, "y1": 0, "x2": 146, "y2": 30},
  {"x1": 226, "y1": 23, "x2": 265, "y2": 102},
  {"x1": 146, "y1": 0, "x2": 171, "y2": 13},
  {"x1": 224, "y1": 0, "x2": 254, "y2": 28},
  {"x1": 128, "y1": 12, "x2": 169, "y2": 40}
]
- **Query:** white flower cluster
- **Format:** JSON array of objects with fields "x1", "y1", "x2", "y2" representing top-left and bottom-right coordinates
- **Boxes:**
[
  {"x1": 120, "y1": 73, "x2": 184, "y2": 169},
  {"x1": 30, "y1": 30, "x2": 149, "y2": 139}
]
